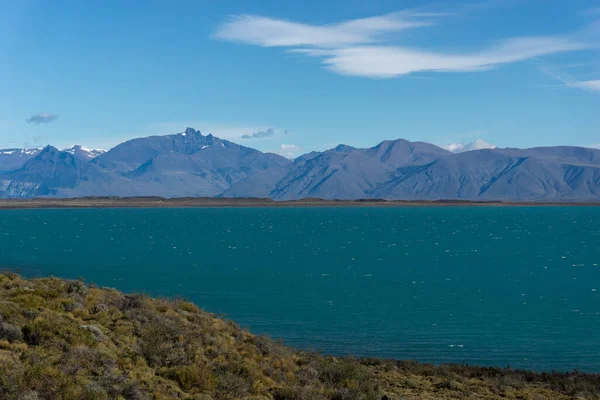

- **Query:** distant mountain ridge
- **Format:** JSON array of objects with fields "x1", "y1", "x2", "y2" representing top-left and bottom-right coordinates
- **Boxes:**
[
  {"x1": 0, "y1": 148, "x2": 43, "y2": 172},
  {"x1": 1, "y1": 128, "x2": 599, "y2": 201}
]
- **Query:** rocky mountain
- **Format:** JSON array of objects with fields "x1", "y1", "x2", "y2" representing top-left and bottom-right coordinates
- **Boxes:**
[
  {"x1": 93, "y1": 127, "x2": 292, "y2": 197},
  {"x1": 0, "y1": 128, "x2": 599, "y2": 201}
]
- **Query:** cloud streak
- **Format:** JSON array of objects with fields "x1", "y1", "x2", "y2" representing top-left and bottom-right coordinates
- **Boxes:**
[
  {"x1": 26, "y1": 112, "x2": 58, "y2": 124},
  {"x1": 294, "y1": 37, "x2": 587, "y2": 78},
  {"x1": 538, "y1": 66, "x2": 600, "y2": 93},
  {"x1": 571, "y1": 80, "x2": 600, "y2": 92},
  {"x1": 214, "y1": 13, "x2": 437, "y2": 48},
  {"x1": 241, "y1": 128, "x2": 275, "y2": 139},
  {"x1": 214, "y1": 12, "x2": 593, "y2": 78}
]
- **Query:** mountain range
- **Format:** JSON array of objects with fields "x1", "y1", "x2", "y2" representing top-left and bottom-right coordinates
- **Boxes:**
[{"x1": 1, "y1": 127, "x2": 599, "y2": 201}]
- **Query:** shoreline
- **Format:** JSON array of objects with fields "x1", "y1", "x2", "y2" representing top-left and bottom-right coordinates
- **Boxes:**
[{"x1": 1, "y1": 196, "x2": 599, "y2": 209}]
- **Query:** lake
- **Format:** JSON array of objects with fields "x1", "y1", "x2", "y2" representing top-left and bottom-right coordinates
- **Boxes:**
[{"x1": 1, "y1": 206, "x2": 599, "y2": 372}]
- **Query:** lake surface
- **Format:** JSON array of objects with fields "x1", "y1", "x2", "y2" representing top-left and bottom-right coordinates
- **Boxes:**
[{"x1": 1, "y1": 207, "x2": 599, "y2": 372}]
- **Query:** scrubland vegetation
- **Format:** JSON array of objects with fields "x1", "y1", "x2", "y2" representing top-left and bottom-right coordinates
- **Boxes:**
[{"x1": 1, "y1": 272, "x2": 599, "y2": 399}]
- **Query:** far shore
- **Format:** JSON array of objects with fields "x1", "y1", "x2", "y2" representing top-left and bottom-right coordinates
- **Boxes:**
[{"x1": 0, "y1": 196, "x2": 599, "y2": 209}]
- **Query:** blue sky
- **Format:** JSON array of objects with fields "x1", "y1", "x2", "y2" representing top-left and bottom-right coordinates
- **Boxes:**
[{"x1": 1, "y1": 0, "x2": 599, "y2": 156}]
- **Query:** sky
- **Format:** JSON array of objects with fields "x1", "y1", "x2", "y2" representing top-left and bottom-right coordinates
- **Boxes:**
[{"x1": 1, "y1": 0, "x2": 599, "y2": 157}]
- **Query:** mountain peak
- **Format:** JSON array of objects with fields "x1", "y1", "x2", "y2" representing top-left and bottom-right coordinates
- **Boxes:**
[
  {"x1": 375, "y1": 139, "x2": 409, "y2": 147},
  {"x1": 63, "y1": 145, "x2": 106, "y2": 160},
  {"x1": 40, "y1": 145, "x2": 60, "y2": 154},
  {"x1": 334, "y1": 144, "x2": 356, "y2": 153},
  {"x1": 183, "y1": 127, "x2": 200, "y2": 136}
]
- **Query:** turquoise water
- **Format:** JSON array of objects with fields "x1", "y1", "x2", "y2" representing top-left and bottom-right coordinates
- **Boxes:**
[{"x1": 1, "y1": 207, "x2": 599, "y2": 372}]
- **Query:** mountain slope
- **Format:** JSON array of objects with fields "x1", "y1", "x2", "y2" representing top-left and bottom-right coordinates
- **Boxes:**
[
  {"x1": 370, "y1": 147, "x2": 600, "y2": 201},
  {"x1": 223, "y1": 139, "x2": 451, "y2": 200},
  {"x1": 0, "y1": 146, "x2": 155, "y2": 198}
]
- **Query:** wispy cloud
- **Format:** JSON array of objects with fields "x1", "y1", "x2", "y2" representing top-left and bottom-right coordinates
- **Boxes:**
[
  {"x1": 214, "y1": 12, "x2": 438, "y2": 48},
  {"x1": 26, "y1": 112, "x2": 58, "y2": 124},
  {"x1": 242, "y1": 128, "x2": 275, "y2": 139},
  {"x1": 295, "y1": 37, "x2": 587, "y2": 78},
  {"x1": 214, "y1": 11, "x2": 593, "y2": 79},
  {"x1": 538, "y1": 65, "x2": 600, "y2": 93},
  {"x1": 570, "y1": 79, "x2": 600, "y2": 91}
]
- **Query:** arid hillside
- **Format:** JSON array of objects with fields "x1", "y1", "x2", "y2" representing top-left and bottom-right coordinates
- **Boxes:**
[{"x1": 1, "y1": 273, "x2": 599, "y2": 399}]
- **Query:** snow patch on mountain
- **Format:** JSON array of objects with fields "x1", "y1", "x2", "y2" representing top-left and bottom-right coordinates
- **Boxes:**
[
  {"x1": 0, "y1": 148, "x2": 43, "y2": 156},
  {"x1": 63, "y1": 145, "x2": 107, "y2": 160}
]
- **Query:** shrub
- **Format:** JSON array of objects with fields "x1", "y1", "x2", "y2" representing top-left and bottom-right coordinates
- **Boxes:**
[
  {"x1": 216, "y1": 372, "x2": 251, "y2": 400},
  {"x1": 161, "y1": 365, "x2": 216, "y2": 392},
  {"x1": 80, "y1": 325, "x2": 106, "y2": 342},
  {"x1": 0, "y1": 321, "x2": 22, "y2": 342},
  {"x1": 272, "y1": 386, "x2": 325, "y2": 400},
  {"x1": 66, "y1": 280, "x2": 89, "y2": 297},
  {"x1": 21, "y1": 324, "x2": 41, "y2": 346},
  {"x1": 64, "y1": 301, "x2": 84, "y2": 313},
  {"x1": 90, "y1": 303, "x2": 109, "y2": 313},
  {"x1": 114, "y1": 293, "x2": 147, "y2": 311},
  {"x1": 138, "y1": 315, "x2": 195, "y2": 367}
]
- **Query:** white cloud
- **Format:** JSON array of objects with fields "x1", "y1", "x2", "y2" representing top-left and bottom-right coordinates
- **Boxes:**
[
  {"x1": 213, "y1": 13, "x2": 436, "y2": 48},
  {"x1": 570, "y1": 79, "x2": 600, "y2": 92},
  {"x1": 278, "y1": 143, "x2": 303, "y2": 158},
  {"x1": 295, "y1": 37, "x2": 587, "y2": 78},
  {"x1": 443, "y1": 139, "x2": 496, "y2": 153},
  {"x1": 215, "y1": 12, "x2": 591, "y2": 78}
]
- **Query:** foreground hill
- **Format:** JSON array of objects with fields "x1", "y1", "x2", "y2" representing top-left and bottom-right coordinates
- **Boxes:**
[
  {"x1": 1, "y1": 273, "x2": 599, "y2": 399},
  {"x1": 1, "y1": 128, "x2": 599, "y2": 201}
]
